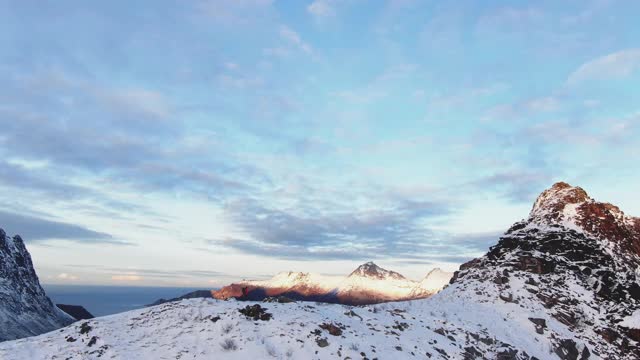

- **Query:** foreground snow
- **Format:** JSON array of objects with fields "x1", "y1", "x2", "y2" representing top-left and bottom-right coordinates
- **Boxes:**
[{"x1": 0, "y1": 276, "x2": 598, "y2": 360}]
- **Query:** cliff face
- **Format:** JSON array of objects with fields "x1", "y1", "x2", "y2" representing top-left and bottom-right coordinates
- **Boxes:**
[{"x1": 0, "y1": 228, "x2": 74, "y2": 341}]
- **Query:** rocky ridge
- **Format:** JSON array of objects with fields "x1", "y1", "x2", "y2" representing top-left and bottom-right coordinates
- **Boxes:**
[{"x1": 0, "y1": 228, "x2": 74, "y2": 341}]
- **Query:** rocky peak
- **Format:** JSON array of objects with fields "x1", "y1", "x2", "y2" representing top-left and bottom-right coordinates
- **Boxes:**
[
  {"x1": 529, "y1": 182, "x2": 590, "y2": 224},
  {"x1": 0, "y1": 227, "x2": 74, "y2": 341},
  {"x1": 526, "y1": 182, "x2": 640, "y2": 257},
  {"x1": 451, "y1": 183, "x2": 640, "y2": 358},
  {"x1": 349, "y1": 262, "x2": 405, "y2": 280},
  {"x1": 425, "y1": 268, "x2": 445, "y2": 277}
]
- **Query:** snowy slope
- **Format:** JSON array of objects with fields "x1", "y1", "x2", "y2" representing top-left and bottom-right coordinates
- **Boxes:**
[
  {"x1": 0, "y1": 294, "x2": 587, "y2": 360},
  {"x1": 249, "y1": 271, "x2": 343, "y2": 292},
  {"x1": 1, "y1": 182, "x2": 639, "y2": 359},
  {"x1": 409, "y1": 268, "x2": 453, "y2": 297},
  {"x1": 0, "y1": 228, "x2": 74, "y2": 342},
  {"x1": 334, "y1": 262, "x2": 427, "y2": 304}
]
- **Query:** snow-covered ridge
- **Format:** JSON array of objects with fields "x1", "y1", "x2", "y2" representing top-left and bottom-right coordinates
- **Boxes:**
[
  {"x1": 0, "y1": 228, "x2": 74, "y2": 342},
  {"x1": 412, "y1": 268, "x2": 454, "y2": 295},
  {"x1": 248, "y1": 271, "x2": 343, "y2": 291},
  {"x1": 213, "y1": 262, "x2": 452, "y2": 305},
  {"x1": 348, "y1": 261, "x2": 406, "y2": 280}
]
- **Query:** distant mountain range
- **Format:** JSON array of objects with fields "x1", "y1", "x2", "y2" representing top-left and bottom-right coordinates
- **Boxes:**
[
  {"x1": 210, "y1": 262, "x2": 453, "y2": 305},
  {"x1": 55, "y1": 304, "x2": 94, "y2": 321},
  {"x1": 1, "y1": 182, "x2": 639, "y2": 359}
]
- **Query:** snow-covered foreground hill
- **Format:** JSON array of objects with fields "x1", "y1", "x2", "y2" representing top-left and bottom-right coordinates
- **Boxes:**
[{"x1": 0, "y1": 288, "x2": 582, "y2": 360}]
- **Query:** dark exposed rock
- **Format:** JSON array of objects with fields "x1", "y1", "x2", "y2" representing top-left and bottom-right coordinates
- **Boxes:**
[
  {"x1": 87, "y1": 336, "x2": 98, "y2": 347},
  {"x1": 553, "y1": 339, "x2": 581, "y2": 360},
  {"x1": 263, "y1": 296, "x2": 295, "y2": 303},
  {"x1": 463, "y1": 346, "x2": 483, "y2": 360},
  {"x1": 207, "y1": 315, "x2": 221, "y2": 323},
  {"x1": 553, "y1": 309, "x2": 578, "y2": 327},
  {"x1": 434, "y1": 328, "x2": 446, "y2": 336},
  {"x1": 344, "y1": 310, "x2": 363, "y2": 320},
  {"x1": 622, "y1": 327, "x2": 640, "y2": 342},
  {"x1": 238, "y1": 304, "x2": 272, "y2": 321},
  {"x1": 79, "y1": 322, "x2": 92, "y2": 334},
  {"x1": 597, "y1": 327, "x2": 619, "y2": 343},
  {"x1": 496, "y1": 348, "x2": 518, "y2": 360},
  {"x1": 319, "y1": 323, "x2": 343, "y2": 336},
  {"x1": 499, "y1": 292, "x2": 515, "y2": 303},
  {"x1": 315, "y1": 338, "x2": 329, "y2": 347},
  {"x1": 528, "y1": 318, "x2": 546, "y2": 334}
]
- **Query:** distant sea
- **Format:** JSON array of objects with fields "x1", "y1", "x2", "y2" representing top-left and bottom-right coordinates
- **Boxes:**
[{"x1": 43, "y1": 285, "x2": 210, "y2": 317}]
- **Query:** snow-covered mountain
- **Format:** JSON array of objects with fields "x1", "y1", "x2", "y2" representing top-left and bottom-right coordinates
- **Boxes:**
[
  {"x1": 334, "y1": 262, "x2": 431, "y2": 304},
  {"x1": 409, "y1": 268, "x2": 454, "y2": 297},
  {"x1": 212, "y1": 262, "x2": 450, "y2": 305},
  {"x1": 1, "y1": 182, "x2": 639, "y2": 359},
  {"x1": 0, "y1": 228, "x2": 74, "y2": 342}
]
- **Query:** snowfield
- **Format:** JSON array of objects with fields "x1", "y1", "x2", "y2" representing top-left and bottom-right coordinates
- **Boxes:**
[
  {"x1": 1, "y1": 252, "x2": 627, "y2": 360},
  {"x1": 0, "y1": 282, "x2": 570, "y2": 360}
]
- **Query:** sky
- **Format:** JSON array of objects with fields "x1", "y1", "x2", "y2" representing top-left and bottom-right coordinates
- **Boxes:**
[{"x1": 1, "y1": 0, "x2": 640, "y2": 287}]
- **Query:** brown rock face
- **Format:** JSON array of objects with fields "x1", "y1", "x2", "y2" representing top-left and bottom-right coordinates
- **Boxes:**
[
  {"x1": 576, "y1": 202, "x2": 640, "y2": 255},
  {"x1": 529, "y1": 181, "x2": 640, "y2": 257}
]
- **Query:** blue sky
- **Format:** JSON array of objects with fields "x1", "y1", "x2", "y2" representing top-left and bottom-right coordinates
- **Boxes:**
[{"x1": 1, "y1": 0, "x2": 639, "y2": 286}]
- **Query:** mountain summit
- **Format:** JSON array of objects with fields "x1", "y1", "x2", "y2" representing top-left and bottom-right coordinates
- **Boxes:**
[
  {"x1": 528, "y1": 182, "x2": 640, "y2": 256},
  {"x1": 348, "y1": 261, "x2": 406, "y2": 280},
  {"x1": 450, "y1": 181, "x2": 640, "y2": 358},
  {"x1": 0, "y1": 228, "x2": 74, "y2": 341}
]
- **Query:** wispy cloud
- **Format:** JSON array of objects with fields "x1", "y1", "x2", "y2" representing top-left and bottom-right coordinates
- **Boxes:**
[
  {"x1": 111, "y1": 274, "x2": 143, "y2": 281},
  {"x1": 279, "y1": 25, "x2": 313, "y2": 55},
  {"x1": 209, "y1": 195, "x2": 492, "y2": 262},
  {"x1": 56, "y1": 273, "x2": 79, "y2": 281},
  {"x1": 567, "y1": 48, "x2": 640, "y2": 85},
  {"x1": 0, "y1": 210, "x2": 124, "y2": 245},
  {"x1": 307, "y1": 0, "x2": 336, "y2": 19}
]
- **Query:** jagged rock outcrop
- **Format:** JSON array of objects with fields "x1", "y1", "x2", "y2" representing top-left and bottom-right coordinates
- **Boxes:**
[
  {"x1": 0, "y1": 228, "x2": 74, "y2": 341},
  {"x1": 451, "y1": 182, "x2": 640, "y2": 359}
]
